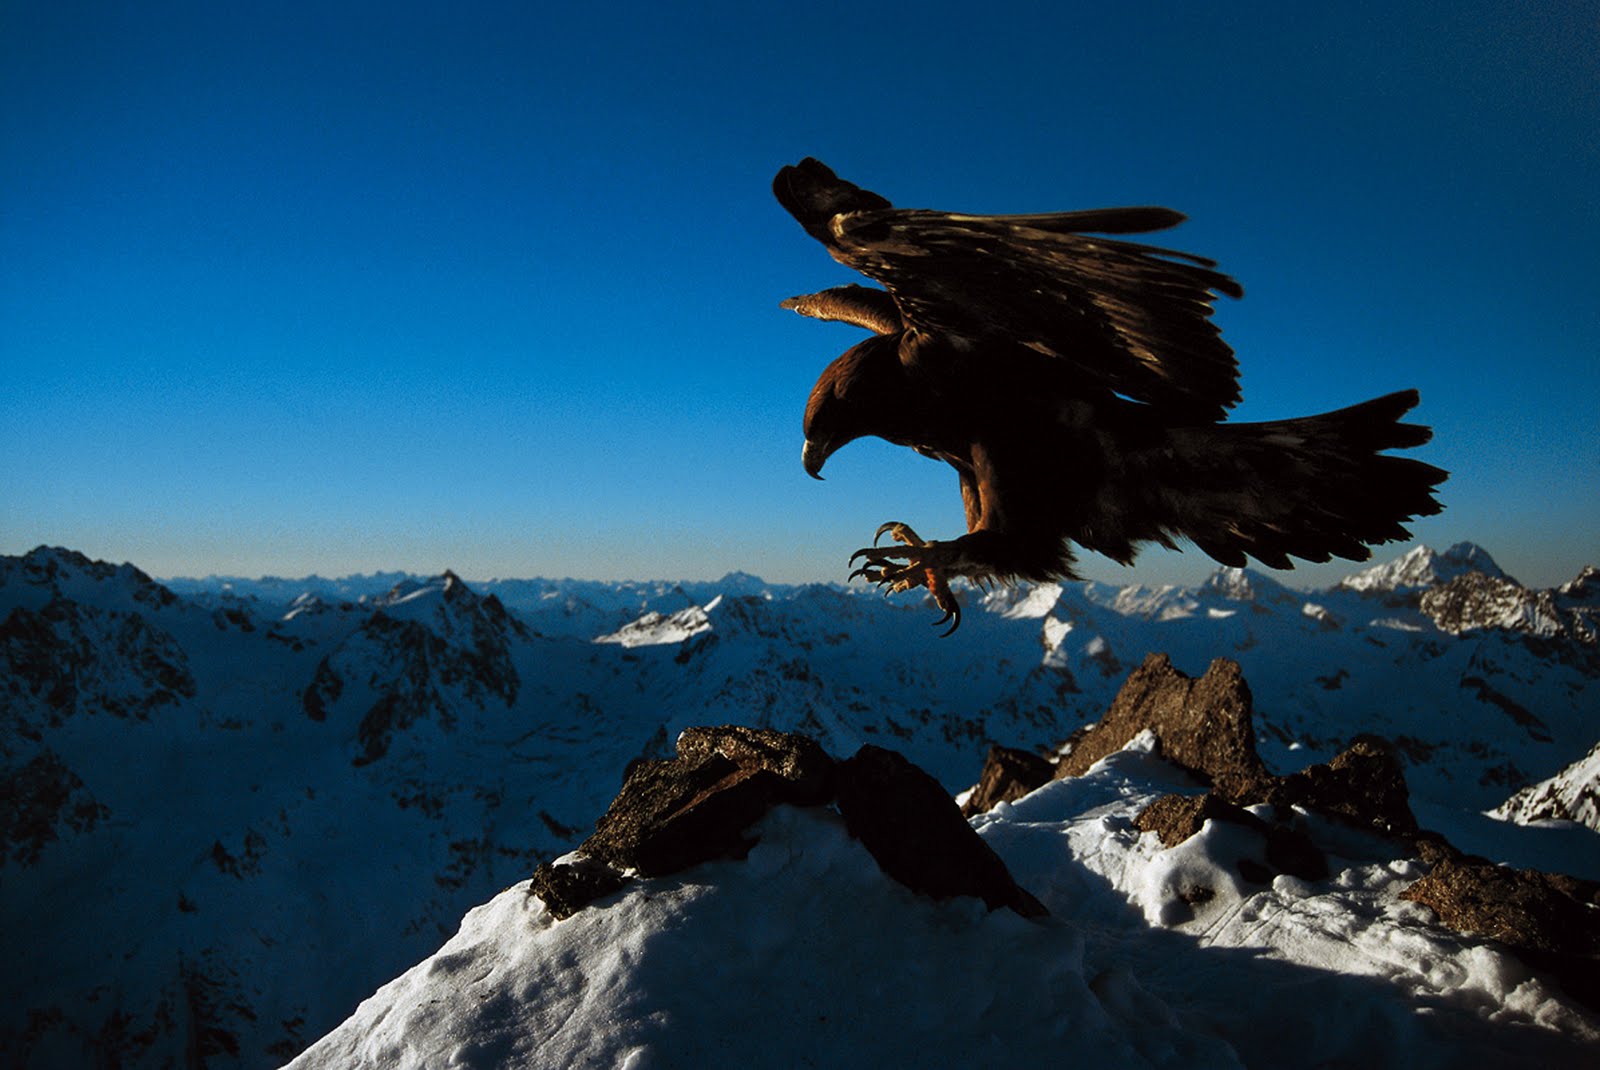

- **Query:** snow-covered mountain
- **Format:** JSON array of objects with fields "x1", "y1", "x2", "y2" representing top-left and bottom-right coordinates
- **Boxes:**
[
  {"x1": 1492, "y1": 741, "x2": 1600, "y2": 833},
  {"x1": 288, "y1": 738, "x2": 1600, "y2": 1069},
  {"x1": 1336, "y1": 541, "x2": 1509, "y2": 595},
  {"x1": 3, "y1": 543, "x2": 1598, "y2": 1068}
]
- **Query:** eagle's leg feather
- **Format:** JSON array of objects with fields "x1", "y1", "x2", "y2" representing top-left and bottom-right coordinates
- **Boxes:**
[{"x1": 846, "y1": 522, "x2": 963, "y2": 635}]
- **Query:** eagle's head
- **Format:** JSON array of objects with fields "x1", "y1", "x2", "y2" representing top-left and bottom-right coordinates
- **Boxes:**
[{"x1": 802, "y1": 334, "x2": 909, "y2": 479}]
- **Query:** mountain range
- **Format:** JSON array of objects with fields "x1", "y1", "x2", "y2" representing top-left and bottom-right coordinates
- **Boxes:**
[{"x1": 3, "y1": 542, "x2": 1597, "y2": 1067}]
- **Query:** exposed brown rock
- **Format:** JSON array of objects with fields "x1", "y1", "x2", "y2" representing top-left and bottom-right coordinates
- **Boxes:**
[
  {"x1": 1134, "y1": 792, "x2": 1328, "y2": 882},
  {"x1": 961, "y1": 744, "x2": 1054, "y2": 817},
  {"x1": 836, "y1": 745, "x2": 1047, "y2": 918},
  {"x1": 529, "y1": 727, "x2": 1046, "y2": 922},
  {"x1": 1402, "y1": 856, "x2": 1600, "y2": 954},
  {"x1": 528, "y1": 854, "x2": 629, "y2": 921},
  {"x1": 674, "y1": 725, "x2": 835, "y2": 806},
  {"x1": 581, "y1": 726, "x2": 835, "y2": 876},
  {"x1": 1256, "y1": 736, "x2": 1418, "y2": 837},
  {"x1": 1053, "y1": 653, "x2": 1272, "y2": 799},
  {"x1": 1135, "y1": 792, "x2": 1253, "y2": 849},
  {"x1": 1057, "y1": 658, "x2": 1417, "y2": 843},
  {"x1": 1401, "y1": 856, "x2": 1600, "y2": 1010}
]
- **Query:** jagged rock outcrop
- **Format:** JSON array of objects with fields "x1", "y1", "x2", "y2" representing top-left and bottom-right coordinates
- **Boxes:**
[
  {"x1": 1255, "y1": 736, "x2": 1419, "y2": 837},
  {"x1": 1032, "y1": 652, "x2": 1596, "y2": 1010},
  {"x1": 1040, "y1": 659, "x2": 1410, "y2": 884},
  {"x1": 961, "y1": 745, "x2": 1054, "y2": 817},
  {"x1": 1131, "y1": 737, "x2": 1416, "y2": 886},
  {"x1": 531, "y1": 726, "x2": 1045, "y2": 921},
  {"x1": 579, "y1": 726, "x2": 834, "y2": 879},
  {"x1": 1052, "y1": 653, "x2": 1273, "y2": 799}
]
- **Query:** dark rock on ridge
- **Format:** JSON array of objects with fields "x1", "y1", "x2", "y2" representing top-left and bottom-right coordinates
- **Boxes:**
[
  {"x1": 1255, "y1": 736, "x2": 1419, "y2": 837},
  {"x1": 961, "y1": 745, "x2": 1055, "y2": 817},
  {"x1": 528, "y1": 854, "x2": 630, "y2": 921},
  {"x1": 1059, "y1": 658, "x2": 1413, "y2": 885},
  {"x1": 1133, "y1": 792, "x2": 1328, "y2": 883},
  {"x1": 1044, "y1": 653, "x2": 1418, "y2": 841},
  {"x1": 581, "y1": 726, "x2": 835, "y2": 877},
  {"x1": 836, "y1": 745, "x2": 1047, "y2": 917},
  {"x1": 530, "y1": 725, "x2": 1045, "y2": 921}
]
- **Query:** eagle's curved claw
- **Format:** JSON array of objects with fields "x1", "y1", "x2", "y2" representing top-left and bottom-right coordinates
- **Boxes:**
[
  {"x1": 846, "y1": 521, "x2": 964, "y2": 635},
  {"x1": 930, "y1": 596, "x2": 961, "y2": 638}
]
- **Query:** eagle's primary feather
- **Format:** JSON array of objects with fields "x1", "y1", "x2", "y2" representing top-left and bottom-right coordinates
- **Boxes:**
[{"x1": 776, "y1": 157, "x2": 1446, "y2": 633}]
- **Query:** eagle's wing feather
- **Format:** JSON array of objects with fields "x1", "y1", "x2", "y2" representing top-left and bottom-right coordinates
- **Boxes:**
[{"x1": 829, "y1": 206, "x2": 1243, "y2": 418}]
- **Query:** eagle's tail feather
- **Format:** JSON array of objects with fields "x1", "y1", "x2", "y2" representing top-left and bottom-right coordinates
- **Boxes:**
[{"x1": 1154, "y1": 389, "x2": 1446, "y2": 571}]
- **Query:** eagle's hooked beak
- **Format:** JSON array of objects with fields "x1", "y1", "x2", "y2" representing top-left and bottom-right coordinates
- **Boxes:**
[{"x1": 802, "y1": 438, "x2": 832, "y2": 480}]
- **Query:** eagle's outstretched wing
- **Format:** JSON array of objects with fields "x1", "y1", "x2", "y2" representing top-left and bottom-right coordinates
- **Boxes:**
[{"x1": 774, "y1": 157, "x2": 1243, "y2": 419}]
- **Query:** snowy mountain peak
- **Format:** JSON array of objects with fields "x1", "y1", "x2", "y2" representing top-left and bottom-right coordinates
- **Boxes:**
[
  {"x1": 596, "y1": 604, "x2": 714, "y2": 648},
  {"x1": 1337, "y1": 542, "x2": 1507, "y2": 594},
  {"x1": 2, "y1": 545, "x2": 179, "y2": 616},
  {"x1": 1560, "y1": 566, "x2": 1600, "y2": 602},
  {"x1": 1199, "y1": 566, "x2": 1296, "y2": 605},
  {"x1": 977, "y1": 581, "x2": 1063, "y2": 619}
]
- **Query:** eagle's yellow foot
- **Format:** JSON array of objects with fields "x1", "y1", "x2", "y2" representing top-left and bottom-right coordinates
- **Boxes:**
[{"x1": 847, "y1": 522, "x2": 963, "y2": 636}]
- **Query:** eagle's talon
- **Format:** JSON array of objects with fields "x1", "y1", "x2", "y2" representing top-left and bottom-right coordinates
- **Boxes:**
[
  {"x1": 845, "y1": 525, "x2": 965, "y2": 635},
  {"x1": 873, "y1": 521, "x2": 926, "y2": 548}
]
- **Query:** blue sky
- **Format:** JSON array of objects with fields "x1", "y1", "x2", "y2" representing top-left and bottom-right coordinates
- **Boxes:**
[{"x1": 3, "y1": 1, "x2": 1596, "y2": 589}]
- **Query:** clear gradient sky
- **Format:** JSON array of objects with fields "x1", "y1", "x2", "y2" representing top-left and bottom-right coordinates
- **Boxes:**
[{"x1": 3, "y1": 1, "x2": 1597, "y2": 589}]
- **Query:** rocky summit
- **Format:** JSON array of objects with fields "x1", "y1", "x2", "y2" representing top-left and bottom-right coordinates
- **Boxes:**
[{"x1": 533, "y1": 726, "x2": 1044, "y2": 921}]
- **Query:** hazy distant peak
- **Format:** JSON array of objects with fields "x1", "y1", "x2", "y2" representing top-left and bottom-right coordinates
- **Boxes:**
[
  {"x1": 1337, "y1": 542, "x2": 1506, "y2": 593},
  {"x1": 1199, "y1": 566, "x2": 1295, "y2": 604},
  {"x1": 7, "y1": 545, "x2": 177, "y2": 614},
  {"x1": 1560, "y1": 566, "x2": 1600, "y2": 602}
]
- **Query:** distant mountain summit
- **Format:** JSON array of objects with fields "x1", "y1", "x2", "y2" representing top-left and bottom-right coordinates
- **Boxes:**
[
  {"x1": 1337, "y1": 541, "x2": 1507, "y2": 594},
  {"x1": 302, "y1": 571, "x2": 528, "y2": 764},
  {"x1": 3, "y1": 544, "x2": 180, "y2": 615},
  {"x1": 1421, "y1": 571, "x2": 1597, "y2": 645},
  {"x1": 1197, "y1": 566, "x2": 1298, "y2": 605}
]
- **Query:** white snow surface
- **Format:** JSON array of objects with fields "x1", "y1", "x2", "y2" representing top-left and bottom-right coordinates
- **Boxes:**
[{"x1": 289, "y1": 739, "x2": 1598, "y2": 1070}]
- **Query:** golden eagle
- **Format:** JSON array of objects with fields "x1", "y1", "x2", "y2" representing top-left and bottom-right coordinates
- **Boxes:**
[{"x1": 775, "y1": 157, "x2": 1446, "y2": 634}]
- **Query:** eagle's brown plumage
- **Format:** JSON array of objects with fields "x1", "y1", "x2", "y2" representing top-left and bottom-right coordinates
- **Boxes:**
[{"x1": 776, "y1": 157, "x2": 1446, "y2": 634}]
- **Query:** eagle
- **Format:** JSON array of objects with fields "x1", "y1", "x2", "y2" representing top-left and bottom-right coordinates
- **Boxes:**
[{"x1": 775, "y1": 157, "x2": 1446, "y2": 635}]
